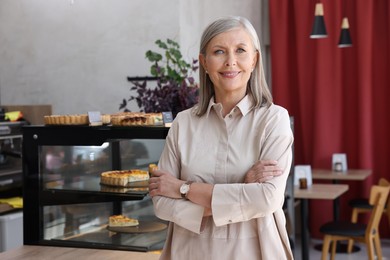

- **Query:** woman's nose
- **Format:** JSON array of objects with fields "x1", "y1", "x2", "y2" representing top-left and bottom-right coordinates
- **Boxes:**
[{"x1": 225, "y1": 53, "x2": 236, "y2": 67}]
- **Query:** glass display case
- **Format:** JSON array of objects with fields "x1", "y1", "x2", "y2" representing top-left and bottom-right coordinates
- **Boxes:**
[{"x1": 22, "y1": 125, "x2": 169, "y2": 252}]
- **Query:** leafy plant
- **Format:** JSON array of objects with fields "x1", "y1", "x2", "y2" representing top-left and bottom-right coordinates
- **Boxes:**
[{"x1": 119, "y1": 39, "x2": 199, "y2": 116}]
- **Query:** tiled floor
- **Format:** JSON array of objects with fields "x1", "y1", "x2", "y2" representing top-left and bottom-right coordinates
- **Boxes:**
[{"x1": 294, "y1": 237, "x2": 390, "y2": 259}]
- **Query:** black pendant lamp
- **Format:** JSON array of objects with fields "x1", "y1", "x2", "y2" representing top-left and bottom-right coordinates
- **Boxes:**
[
  {"x1": 338, "y1": 17, "x2": 352, "y2": 48},
  {"x1": 310, "y1": 3, "x2": 328, "y2": 39}
]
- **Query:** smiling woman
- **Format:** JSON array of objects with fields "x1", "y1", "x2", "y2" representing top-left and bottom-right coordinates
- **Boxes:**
[{"x1": 149, "y1": 16, "x2": 294, "y2": 260}]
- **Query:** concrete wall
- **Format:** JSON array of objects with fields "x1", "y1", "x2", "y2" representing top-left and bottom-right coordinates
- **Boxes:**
[{"x1": 0, "y1": 0, "x2": 267, "y2": 115}]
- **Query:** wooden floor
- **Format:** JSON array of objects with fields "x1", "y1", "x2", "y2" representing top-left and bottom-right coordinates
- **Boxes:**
[
  {"x1": 1, "y1": 238, "x2": 389, "y2": 259},
  {"x1": 0, "y1": 246, "x2": 160, "y2": 260}
]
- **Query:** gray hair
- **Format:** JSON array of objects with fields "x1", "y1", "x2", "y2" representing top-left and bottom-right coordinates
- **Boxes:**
[{"x1": 195, "y1": 16, "x2": 272, "y2": 116}]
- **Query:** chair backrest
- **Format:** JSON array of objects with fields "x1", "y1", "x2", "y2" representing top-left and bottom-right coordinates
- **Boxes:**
[
  {"x1": 378, "y1": 178, "x2": 390, "y2": 210},
  {"x1": 366, "y1": 185, "x2": 390, "y2": 237},
  {"x1": 379, "y1": 178, "x2": 390, "y2": 187}
]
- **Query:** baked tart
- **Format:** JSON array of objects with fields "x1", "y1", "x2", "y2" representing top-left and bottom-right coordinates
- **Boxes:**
[
  {"x1": 111, "y1": 112, "x2": 163, "y2": 126},
  {"x1": 100, "y1": 169, "x2": 149, "y2": 187},
  {"x1": 109, "y1": 215, "x2": 139, "y2": 227}
]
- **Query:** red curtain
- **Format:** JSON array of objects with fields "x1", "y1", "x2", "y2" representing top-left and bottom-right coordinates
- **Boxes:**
[{"x1": 269, "y1": 0, "x2": 390, "y2": 238}]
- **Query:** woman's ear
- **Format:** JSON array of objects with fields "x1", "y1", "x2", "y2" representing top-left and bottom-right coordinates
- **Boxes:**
[{"x1": 199, "y1": 53, "x2": 207, "y2": 72}]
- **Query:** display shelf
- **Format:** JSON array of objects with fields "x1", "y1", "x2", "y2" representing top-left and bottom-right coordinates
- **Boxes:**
[
  {"x1": 0, "y1": 135, "x2": 22, "y2": 141},
  {"x1": 22, "y1": 125, "x2": 169, "y2": 251},
  {"x1": 41, "y1": 175, "x2": 149, "y2": 205}
]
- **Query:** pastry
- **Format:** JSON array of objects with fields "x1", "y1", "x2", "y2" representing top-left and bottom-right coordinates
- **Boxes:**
[
  {"x1": 109, "y1": 215, "x2": 139, "y2": 227},
  {"x1": 44, "y1": 114, "x2": 89, "y2": 125},
  {"x1": 111, "y1": 112, "x2": 163, "y2": 126},
  {"x1": 101, "y1": 114, "x2": 111, "y2": 125},
  {"x1": 100, "y1": 169, "x2": 149, "y2": 186},
  {"x1": 148, "y1": 163, "x2": 158, "y2": 176},
  {"x1": 111, "y1": 112, "x2": 145, "y2": 126}
]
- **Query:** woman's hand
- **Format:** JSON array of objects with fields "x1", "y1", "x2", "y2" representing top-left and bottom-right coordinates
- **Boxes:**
[
  {"x1": 148, "y1": 169, "x2": 185, "y2": 198},
  {"x1": 244, "y1": 160, "x2": 283, "y2": 183}
]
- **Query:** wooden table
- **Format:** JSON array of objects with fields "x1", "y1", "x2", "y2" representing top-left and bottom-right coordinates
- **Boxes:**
[
  {"x1": 0, "y1": 245, "x2": 161, "y2": 260},
  {"x1": 312, "y1": 169, "x2": 372, "y2": 181},
  {"x1": 294, "y1": 184, "x2": 349, "y2": 260},
  {"x1": 294, "y1": 184, "x2": 349, "y2": 200}
]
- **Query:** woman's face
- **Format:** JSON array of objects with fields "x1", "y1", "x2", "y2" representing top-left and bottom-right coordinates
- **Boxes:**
[{"x1": 200, "y1": 27, "x2": 258, "y2": 99}]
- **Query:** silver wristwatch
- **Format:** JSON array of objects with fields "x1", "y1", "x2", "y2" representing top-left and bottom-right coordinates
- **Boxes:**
[{"x1": 180, "y1": 181, "x2": 194, "y2": 199}]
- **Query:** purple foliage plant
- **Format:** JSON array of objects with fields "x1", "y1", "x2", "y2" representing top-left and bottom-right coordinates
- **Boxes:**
[{"x1": 119, "y1": 39, "x2": 199, "y2": 117}]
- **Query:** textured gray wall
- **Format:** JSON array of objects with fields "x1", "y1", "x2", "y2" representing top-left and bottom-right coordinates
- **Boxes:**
[{"x1": 0, "y1": 0, "x2": 265, "y2": 115}]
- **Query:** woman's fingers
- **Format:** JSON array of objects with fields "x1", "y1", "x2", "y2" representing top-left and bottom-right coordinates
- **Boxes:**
[
  {"x1": 244, "y1": 160, "x2": 284, "y2": 183},
  {"x1": 148, "y1": 172, "x2": 183, "y2": 199}
]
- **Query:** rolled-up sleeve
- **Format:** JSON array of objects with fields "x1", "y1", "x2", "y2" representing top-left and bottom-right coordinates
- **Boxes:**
[{"x1": 153, "y1": 196, "x2": 205, "y2": 233}]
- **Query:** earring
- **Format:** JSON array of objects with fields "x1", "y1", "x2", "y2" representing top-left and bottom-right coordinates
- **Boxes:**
[{"x1": 205, "y1": 70, "x2": 208, "y2": 74}]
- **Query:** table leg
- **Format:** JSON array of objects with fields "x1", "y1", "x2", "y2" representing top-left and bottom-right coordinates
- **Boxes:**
[
  {"x1": 332, "y1": 179, "x2": 340, "y2": 221},
  {"x1": 333, "y1": 197, "x2": 339, "y2": 220},
  {"x1": 300, "y1": 199, "x2": 309, "y2": 260}
]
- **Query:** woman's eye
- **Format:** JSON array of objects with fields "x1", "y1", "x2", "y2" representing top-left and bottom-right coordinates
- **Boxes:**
[
  {"x1": 237, "y1": 48, "x2": 246, "y2": 53},
  {"x1": 214, "y1": 50, "x2": 224, "y2": 54}
]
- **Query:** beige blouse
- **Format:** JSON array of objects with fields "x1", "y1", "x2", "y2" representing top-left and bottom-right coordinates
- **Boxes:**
[{"x1": 153, "y1": 95, "x2": 294, "y2": 260}]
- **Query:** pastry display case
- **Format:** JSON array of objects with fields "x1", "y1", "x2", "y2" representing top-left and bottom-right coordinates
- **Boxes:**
[{"x1": 22, "y1": 125, "x2": 169, "y2": 252}]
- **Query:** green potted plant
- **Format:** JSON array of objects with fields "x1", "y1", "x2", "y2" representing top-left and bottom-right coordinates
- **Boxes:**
[{"x1": 119, "y1": 39, "x2": 199, "y2": 117}]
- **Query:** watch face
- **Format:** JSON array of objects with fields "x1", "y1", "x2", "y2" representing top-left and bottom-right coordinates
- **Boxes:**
[{"x1": 180, "y1": 184, "x2": 190, "y2": 194}]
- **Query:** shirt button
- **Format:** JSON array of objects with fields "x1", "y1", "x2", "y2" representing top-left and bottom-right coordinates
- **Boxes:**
[{"x1": 228, "y1": 114, "x2": 233, "y2": 118}]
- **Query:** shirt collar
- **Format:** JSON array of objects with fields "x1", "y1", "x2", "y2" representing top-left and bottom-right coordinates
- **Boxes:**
[
  {"x1": 236, "y1": 94, "x2": 254, "y2": 116},
  {"x1": 205, "y1": 94, "x2": 254, "y2": 118}
]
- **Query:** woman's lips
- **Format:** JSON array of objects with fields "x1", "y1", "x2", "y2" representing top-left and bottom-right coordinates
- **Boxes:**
[{"x1": 220, "y1": 71, "x2": 240, "y2": 78}]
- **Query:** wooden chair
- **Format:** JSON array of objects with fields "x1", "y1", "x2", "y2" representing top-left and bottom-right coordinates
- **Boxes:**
[
  {"x1": 347, "y1": 178, "x2": 390, "y2": 252},
  {"x1": 320, "y1": 185, "x2": 390, "y2": 260}
]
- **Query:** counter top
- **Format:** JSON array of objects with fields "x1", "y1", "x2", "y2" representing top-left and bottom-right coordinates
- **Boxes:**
[{"x1": 0, "y1": 245, "x2": 161, "y2": 260}]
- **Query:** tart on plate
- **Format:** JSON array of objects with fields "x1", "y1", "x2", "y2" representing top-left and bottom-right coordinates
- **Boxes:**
[
  {"x1": 109, "y1": 215, "x2": 139, "y2": 227},
  {"x1": 100, "y1": 169, "x2": 149, "y2": 187}
]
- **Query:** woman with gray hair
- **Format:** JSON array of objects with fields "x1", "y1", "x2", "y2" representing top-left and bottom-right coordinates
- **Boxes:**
[{"x1": 149, "y1": 16, "x2": 294, "y2": 259}]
